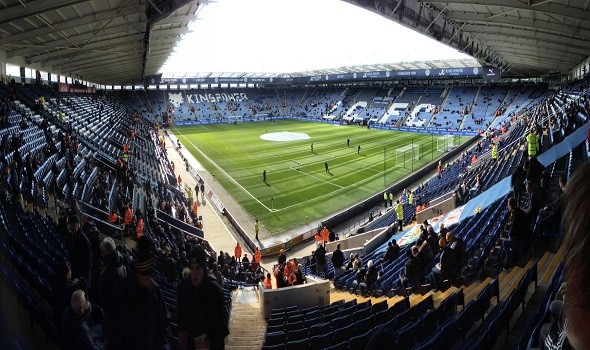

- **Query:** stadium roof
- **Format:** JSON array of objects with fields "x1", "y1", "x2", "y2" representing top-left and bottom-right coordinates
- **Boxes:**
[
  {"x1": 0, "y1": 0, "x2": 587, "y2": 85},
  {"x1": 0, "y1": 0, "x2": 203, "y2": 85},
  {"x1": 346, "y1": 0, "x2": 590, "y2": 76}
]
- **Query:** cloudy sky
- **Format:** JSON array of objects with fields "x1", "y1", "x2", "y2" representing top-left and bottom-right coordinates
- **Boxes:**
[{"x1": 159, "y1": 0, "x2": 471, "y2": 74}]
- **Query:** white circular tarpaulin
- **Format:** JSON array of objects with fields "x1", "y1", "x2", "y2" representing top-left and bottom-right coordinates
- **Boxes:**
[{"x1": 260, "y1": 131, "x2": 310, "y2": 142}]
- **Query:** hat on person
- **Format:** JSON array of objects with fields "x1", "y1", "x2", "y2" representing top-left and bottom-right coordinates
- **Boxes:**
[
  {"x1": 68, "y1": 213, "x2": 80, "y2": 224},
  {"x1": 135, "y1": 236, "x2": 156, "y2": 275},
  {"x1": 189, "y1": 245, "x2": 208, "y2": 270}
]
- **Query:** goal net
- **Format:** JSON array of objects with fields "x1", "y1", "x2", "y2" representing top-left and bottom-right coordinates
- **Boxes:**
[
  {"x1": 395, "y1": 144, "x2": 421, "y2": 168},
  {"x1": 226, "y1": 115, "x2": 244, "y2": 123},
  {"x1": 436, "y1": 135, "x2": 458, "y2": 152}
]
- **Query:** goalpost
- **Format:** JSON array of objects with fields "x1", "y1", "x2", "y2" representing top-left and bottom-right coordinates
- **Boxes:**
[
  {"x1": 395, "y1": 144, "x2": 421, "y2": 168},
  {"x1": 436, "y1": 134, "x2": 459, "y2": 152},
  {"x1": 226, "y1": 115, "x2": 244, "y2": 123}
]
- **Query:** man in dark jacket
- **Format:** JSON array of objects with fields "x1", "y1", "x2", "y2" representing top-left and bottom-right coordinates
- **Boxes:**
[
  {"x1": 331, "y1": 244, "x2": 345, "y2": 278},
  {"x1": 524, "y1": 181, "x2": 545, "y2": 224},
  {"x1": 99, "y1": 237, "x2": 127, "y2": 349},
  {"x1": 69, "y1": 214, "x2": 92, "y2": 285},
  {"x1": 176, "y1": 246, "x2": 229, "y2": 350},
  {"x1": 61, "y1": 290, "x2": 106, "y2": 350},
  {"x1": 429, "y1": 238, "x2": 459, "y2": 291},
  {"x1": 361, "y1": 260, "x2": 378, "y2": 293},
  {"x1": 50, "y1": 261, "x2": 87, "y2": 328},
  {"x1": 314, "y1": 244, "x2": 327, "y2": 278},
  {"x1": 122, "y1": 236, "x2": 170, "y2": 350},
  {"x1": 382, "y1": 240, "x2": 400, "y2": 262},
  {"x1": 503, "y1": 197, "x2": 532, "y2": 269},
  {"x1": 399, "y1": 246, "x2": 421, "y2": 289}
]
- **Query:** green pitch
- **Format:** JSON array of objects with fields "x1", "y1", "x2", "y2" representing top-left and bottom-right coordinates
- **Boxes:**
[{"x1": 173, "y1": 120, "x2": 466, "y2": 234}]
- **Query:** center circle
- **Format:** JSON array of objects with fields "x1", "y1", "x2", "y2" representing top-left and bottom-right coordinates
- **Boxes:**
[{"x1": 260, "y1": 131, "x2": 310, "y2": 142}]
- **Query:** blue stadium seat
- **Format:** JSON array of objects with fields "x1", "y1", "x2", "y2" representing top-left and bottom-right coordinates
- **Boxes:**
[
  {"x1": 264, "y1": 331, "x2": 286, "y2": 346},
  {"x1": 348, "y1": 329, "x2": 374, "y2": 350}
]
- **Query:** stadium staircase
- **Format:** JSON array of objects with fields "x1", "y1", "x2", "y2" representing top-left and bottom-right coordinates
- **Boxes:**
[{"x1": 226, "y1": 288, "x2": 266, "y2": 350}]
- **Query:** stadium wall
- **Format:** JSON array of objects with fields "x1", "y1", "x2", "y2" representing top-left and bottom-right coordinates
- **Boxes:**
[{"x1": 259, "y1": 275, "x2": 331, "y2": 319}]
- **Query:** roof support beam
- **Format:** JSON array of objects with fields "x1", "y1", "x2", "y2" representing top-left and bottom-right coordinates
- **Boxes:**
[
  {"x1": 461, "y1": 25, "x2": 590, "y2": 49},
  {"x1": 52, "y1": 52, "x2": 142, "y2": 72},
  {"x1": 421, "y1": 0, "x2": 590, "y2": 21},
  {"x1": 0, "y1": 7, "x2": 138, "y2": 46},
  {"x1": 443, "y1": 12, "x2": 590, "y2": 39},
  {"x1": 8, "y1": 24, "x2": 141, "y2": 58},
  {"x1": 0, "y1": 0, "x2": 91, "y2": 25},
  {"x1": 25, "y1": 35, "x2": 143, "y2": 63}
]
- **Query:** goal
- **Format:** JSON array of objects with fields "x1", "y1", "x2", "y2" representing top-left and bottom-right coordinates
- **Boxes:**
[
  {"x1": 436, "y1": 135, "x2": 459, "y2": 152},
  {"x1": 395, "y1": 144, "x2": 421, "y2": 168}
]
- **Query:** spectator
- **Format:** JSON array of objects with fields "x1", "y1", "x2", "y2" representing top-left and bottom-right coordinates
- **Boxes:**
[
  {"x1": 534, "y1": 174, "x2": 566, "y2": 236},
  {"x1": 446, "y1": 232, "x2": 465, "y2": 262},
  {"x1": 331, "y1": 243, "x2": 345, "y2": 278},
  {"x1": 50, "y1": 261, "x2": 87, "y2": 328},
  {"x1": 121, "y1": 236, "x2": 170, "y2": 349},
  {"x1": 61, "y1": 290, "x2": 106, "y2": 350},
  {"x1": 438, "y1": 223, "x2": 449, "y2": 238},
  {"x1": 68, "y1": 214, "x2": 92, "y2": 285},
  {"x1": 526, "y1": 156, "x2": 544, "y2": 187},
  {"x1": 277, "y1": 249, "x2": 287, "y2": 266},
  {"x1": 426, "y1": 226, "x2": 439, "y2": 254},
  {"x1": 524, "y1": 181, "x2": 545, "y2": 224},
  {"x1": 176, "y1": 246, "x2": 229, "y2": 350},
  {"x1": 99, "y1": 237, "x2": 127, "y2": 349},
  {"x1": 315, "y1": 243, "x2": 327, "y2": 277},
  {"x1": 360, "y1": 260, "x2": 378, "y2": 294},
  {"x1": 382, "y1": 240, "x2": 400, "y2": 263},
  {"x1": 417, "y1": 237, "x2": 434, "y2": 270},
  {"x1": 429, "y1": 237, "x2": 459, "y2": 291},
  {"x1": 503, "y1": 197, "x2": 532, "y2": 270},
  {"x1": 399, "y1": 246, "x2": 421, "y2": 290},
  {"x1": 345, "y1": 253, "x2": 356, "y2": 271},
  {"x1": 241, "y1": 254, "x2": 250, "y2": 266},
  {"x1": 293, "y1": 264, "x2": 306, "y2": 285},
  {"x1": 512, "y1": 163, "x2": 527, "y2": 202}
]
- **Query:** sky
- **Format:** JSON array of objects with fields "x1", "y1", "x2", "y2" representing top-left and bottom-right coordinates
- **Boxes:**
[{"x1": 158, "y1": 0, "x2": 472, "y2": 75}]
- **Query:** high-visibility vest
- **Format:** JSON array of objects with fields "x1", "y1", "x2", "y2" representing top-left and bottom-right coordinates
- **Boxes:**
[
  {"x1": 136, "y1": 218, "x2": 144, "y2": 238},
  {"x1": 384, "y1": 192, "x2": 388, "y2": 201},
  {"x1": 395, "y1": 203, "x2": 404, "y2": 220},
  {"x1": 408, "y1": 193, "x2": 414, "y2": 205},
  {"x1": 234, "y1": 244, "x2": 242, "y2": 259},
  {"x1": 526, "y1": 132, "x2": 538, "y2": 156},
  {"x1": 255, "y1": 250, "x2": 262, "y2": 264},
  {"x1": 322, "y1": 228, "x2": 329, "y2": 243},
  {"x1": 124, "y1": 208, "x2": 132, "y2": 225}
]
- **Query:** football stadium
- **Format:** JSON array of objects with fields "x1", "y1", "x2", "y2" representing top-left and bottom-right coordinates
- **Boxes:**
[{"x1": 0, "y1": 0, "x2": 589, "y2": 350}]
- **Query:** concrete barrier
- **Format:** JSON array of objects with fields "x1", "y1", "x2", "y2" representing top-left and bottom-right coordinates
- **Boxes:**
[
  {"x1": 259, "y1": 275, "x2": 331, "y2": 319},
  {"x1": 325, "y1": 227, "x2": 388, "y2": 253},
  {"x1": 416, "y1": 193, "x2": 457, "y2": 224}
]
